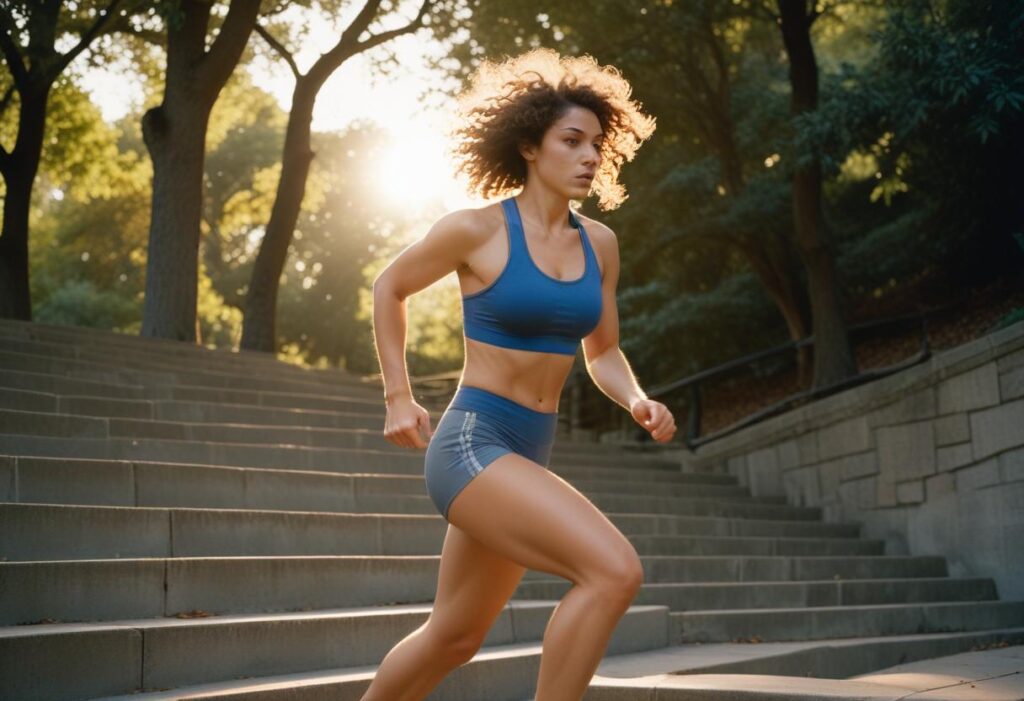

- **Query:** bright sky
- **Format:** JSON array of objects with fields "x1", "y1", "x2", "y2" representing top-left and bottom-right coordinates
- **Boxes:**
[{"x1": 78, "y1": 2, "x2": 485, "y2": 217}]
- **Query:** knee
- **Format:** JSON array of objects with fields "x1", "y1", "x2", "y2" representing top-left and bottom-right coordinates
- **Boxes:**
[
  {"x1": 589, "y1": 551, "x2": 644, "y2": 602},
  {"x1": 425, "y1": 622, "x2": 488, "y2": 665}
]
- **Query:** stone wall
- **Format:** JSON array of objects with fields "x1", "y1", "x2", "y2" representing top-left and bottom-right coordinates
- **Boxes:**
[{"x1": 680, "y1": 319, "x2": 1024, "y2": 600}]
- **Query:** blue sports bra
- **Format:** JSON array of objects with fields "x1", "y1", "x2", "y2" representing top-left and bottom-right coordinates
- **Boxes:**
[{"x1": 462, "y1": 197, "x2": 603, "y2": 355}]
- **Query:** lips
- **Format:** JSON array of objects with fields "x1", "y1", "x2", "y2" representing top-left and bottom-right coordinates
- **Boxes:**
[{"x1": 575, "y1": 173, "x2": 595, "y2": 181}]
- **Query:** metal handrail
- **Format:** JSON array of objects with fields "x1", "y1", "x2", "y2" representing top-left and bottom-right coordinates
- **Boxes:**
[{"x1": 563, "y1": 308, "x2": 946, "y2": 451}]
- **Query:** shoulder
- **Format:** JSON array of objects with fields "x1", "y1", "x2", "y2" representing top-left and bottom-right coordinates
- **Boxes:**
[
  {"x1": 575, "y1": 211, "x2": 619, "y2": 269},
  {"x1": 576, "y1": 211, "x2": 617, "y2": 244},
  {"x1": 425, "y1": 202, "x2": 503, "y2": 242},
  {"x1": 419, "y1": 203, "x2": 504, "y2": 262}
]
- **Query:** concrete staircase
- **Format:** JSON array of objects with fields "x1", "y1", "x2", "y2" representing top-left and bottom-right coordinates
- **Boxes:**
[{"x1": 1, "y1": 318, "x2": 1022, "y2": 701}]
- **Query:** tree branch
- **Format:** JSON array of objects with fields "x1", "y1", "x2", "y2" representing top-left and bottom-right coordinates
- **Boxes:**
[
  {"x1": 0, "y1": 8, "x2": 29, "y2": 92},
  {"x1": 54, "y1": 0, "x2": 124, "y2": 78},
  {"x1": 254, "y1": 23, "x2": 300, "y2": 79},
  {"x1": 104, "y1": 7, "x2": 165, "y2": 46},
  {"x1": 0, "y1": 81, "x2": 15, "y2": 119},
  {"x1": 308, "y1": 0, "x2": 431, "y2": 88},
  {"x1": 198, "y1": 0, "x2": 261, "y2": 93},
  {"x1": 808, "y1": 3, "x2": 824, "y2": 26},
  {"x1": 355, "y1": 0, "x2": 431, "y2": 54},
  {"x1": 340, "y1": 0, "x2": 385, "y2": 48},
  {"x1": 701, "y1": 12, "x2": 730, "y2": 106}
]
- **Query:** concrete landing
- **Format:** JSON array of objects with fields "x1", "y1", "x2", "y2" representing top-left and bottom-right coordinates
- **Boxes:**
[{"x1": 585, "y1": 638, "x2": 1024, "y2": 700}]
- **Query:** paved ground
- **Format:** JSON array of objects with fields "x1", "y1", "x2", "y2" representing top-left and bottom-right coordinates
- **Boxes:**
[
  {"x1": 849, "y1": 642, "x2": 1024, "y2": 700},
  {"x1": 584, "y1": 640, "x2": 1024, "y2": 699}
]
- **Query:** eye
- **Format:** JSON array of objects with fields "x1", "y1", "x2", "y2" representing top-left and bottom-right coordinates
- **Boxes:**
[{"x1": 566, "y1": 138, "x2": 579, "y2": 145}]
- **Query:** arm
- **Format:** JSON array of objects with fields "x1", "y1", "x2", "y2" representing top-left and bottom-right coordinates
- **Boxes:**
[
  {"x1": 581, "y1": 222, "x2": 677, "y2": 443},
  {"x1": 371, "y1": 209, "x2": 478, "y2": 447}
]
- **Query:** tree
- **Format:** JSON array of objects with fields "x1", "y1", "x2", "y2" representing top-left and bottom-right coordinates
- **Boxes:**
[
  {"x1": 774, "y1": 0, "x2": 857, "y2": 386},
  {"x1": 240, "y1": 0, "x2": 432, "y2": 353},
  {"x1": 139, "y1": 0, "x2": 260, "y2": 341},
  {"x1": 0, "y1": 0, "x2": 127, "y2": 320}
]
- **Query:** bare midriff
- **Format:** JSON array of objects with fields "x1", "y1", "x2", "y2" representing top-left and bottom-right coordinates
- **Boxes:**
[{"x1": 459, "y1": 337, "x2": 576, "y2": 414}]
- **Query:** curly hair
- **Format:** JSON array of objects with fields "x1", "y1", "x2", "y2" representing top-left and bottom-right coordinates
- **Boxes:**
[{"x1": 446, "y1": 47, "x2": 656, "y2": 211}]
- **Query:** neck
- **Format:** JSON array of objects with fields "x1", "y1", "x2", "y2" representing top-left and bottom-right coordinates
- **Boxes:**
[{"x1": 514, "y1": 185, "x2": 572, "y2": 236}]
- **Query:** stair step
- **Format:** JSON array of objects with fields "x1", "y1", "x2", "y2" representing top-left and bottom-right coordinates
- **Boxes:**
[
  {"x1": 519, "y1": 576, "x2": 997, "y2": 610},
  {"x1": 0, "y1": 332, "x2": 376, "y2": 389},
  {"x1": 671, "y1": 599, "x2": 1024, "y2": 642},
  {"x1": 0, "y1": 601, "x2": 667, "y2": 700},
  {"x1": 630, "y1": 534, "x2": 885, "y2": 556},
  {"x1": 0, "y1": 348, "x2": 382, "y2": 401},
  {"x1": 2, "y1": 456, "x2": 756, "y2": 514},
  {"x1": 524, "y1": 554, "x2": 949, "y2": 583},
  {"x1": 3, "y1": 555, "x2": 958, "y2": 626},
  {"x1": 0, "y1": 436, "x2": 720, "y2": 482},
  {"x1": 0, "y1": 406, "x2": 685, "y2": 471},
  {"x1": 0, "y1": 387, "x2": 387, "y2": 429},
  {"x1": 0, "y1": 502, "x2": 862, "y2": 562}
]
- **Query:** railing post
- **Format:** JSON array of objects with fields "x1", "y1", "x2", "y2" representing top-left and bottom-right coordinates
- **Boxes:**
[{"x1": 686, "y1": 381, "x2": 701, "y2": 447}]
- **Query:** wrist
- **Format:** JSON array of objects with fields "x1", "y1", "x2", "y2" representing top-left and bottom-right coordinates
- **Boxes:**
[
  {"x1": 627, "y1": 394, "x2": 648, "y2": 412},
  {"x1": 385, "y1": 388, "x2": 413, "y2": 405}
]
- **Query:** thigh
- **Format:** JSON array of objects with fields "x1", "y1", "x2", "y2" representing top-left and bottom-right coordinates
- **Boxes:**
[
  {"x1": 426, "y1": 522, "x2": 526, "y2": 647},
  {"x1": 446, "y1": 451, "x2": 643, "y2": 588}
]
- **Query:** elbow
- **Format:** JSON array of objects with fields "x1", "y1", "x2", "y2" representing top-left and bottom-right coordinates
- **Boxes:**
[
  {"x1": 372, "y1": 273, "x2": 402, "y2": 301},
  {"x1": 585, "y1": 342, "x2": 619, "y2": 368}
]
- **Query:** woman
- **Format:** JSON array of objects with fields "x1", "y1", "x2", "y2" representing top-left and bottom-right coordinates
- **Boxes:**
[{"x1": 364, "y1": 48, "x2": 676, "y2": 701}]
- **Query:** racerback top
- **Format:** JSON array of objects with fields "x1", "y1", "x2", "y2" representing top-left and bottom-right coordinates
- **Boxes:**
[{"x1": 461, "y1": 197, "x2": 603, "y2": 355}]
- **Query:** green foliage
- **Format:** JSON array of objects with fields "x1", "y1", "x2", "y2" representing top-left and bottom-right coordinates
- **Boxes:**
[
  {"x1": 620, "y1": 271, "x2": 783, "y2": 385},
  {"x1": 798, "y1": 0, "x2": 1024, "y2": 288},
  {"x1": 34, "y1": 279, "x2": 141, "y2": 331}
]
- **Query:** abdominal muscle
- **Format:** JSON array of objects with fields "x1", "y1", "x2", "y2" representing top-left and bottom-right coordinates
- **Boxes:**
[{"x1": 459, "y1": 337, "x2": 575, "y2": 413}]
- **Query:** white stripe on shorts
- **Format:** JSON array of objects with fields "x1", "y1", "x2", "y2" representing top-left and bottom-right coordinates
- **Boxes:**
[{"x1": 458, "y1": 410, "x2": 486, "y2": 475}]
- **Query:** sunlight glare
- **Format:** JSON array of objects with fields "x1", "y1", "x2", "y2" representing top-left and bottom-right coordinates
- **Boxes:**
[{"x1": 370, "y1": 122, "x2": 481, "y2": 215}]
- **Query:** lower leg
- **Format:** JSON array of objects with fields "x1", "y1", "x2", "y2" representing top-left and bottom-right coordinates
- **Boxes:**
[
  {"x1": 359, "y1": 622, "x2": 470, "y2": 701},
  {"x1": 533, "y1": 583, "x2": 636, "y2": 701}
]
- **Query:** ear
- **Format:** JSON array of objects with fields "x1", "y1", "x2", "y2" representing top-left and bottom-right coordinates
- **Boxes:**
[{"x1": 517, "y1": 139, "x2": 538, "y2": 162}]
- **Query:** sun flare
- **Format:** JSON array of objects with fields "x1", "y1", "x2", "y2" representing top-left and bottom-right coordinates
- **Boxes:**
[{"x1": 370, "y1": 123, "x2": 481, "y2": 214}]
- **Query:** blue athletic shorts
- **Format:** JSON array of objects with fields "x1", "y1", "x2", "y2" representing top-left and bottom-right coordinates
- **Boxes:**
[{"x1": 424, "y1": 384, "x2": 559, "y2": 521}]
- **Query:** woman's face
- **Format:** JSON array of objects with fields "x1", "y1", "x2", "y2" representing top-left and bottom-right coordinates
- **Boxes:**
[{"x1": 521, "y1": 105, "x2": 603, "y2": 200}]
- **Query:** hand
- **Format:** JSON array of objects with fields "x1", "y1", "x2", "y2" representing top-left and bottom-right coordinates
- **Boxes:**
[
  {"x1": 630, "y1": 398, "x2": 676, "y2": 443},
  {"x1": 383, "y1": 397, "x2": 434, "y2": 449}
]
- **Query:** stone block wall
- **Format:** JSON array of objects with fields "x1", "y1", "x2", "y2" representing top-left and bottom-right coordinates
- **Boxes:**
[{"x1": 681, "y1": 319, "x2": 1024, "y2": 600}]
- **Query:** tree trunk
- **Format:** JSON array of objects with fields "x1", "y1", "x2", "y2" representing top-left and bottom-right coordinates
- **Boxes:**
[
  {"x1": 0, "y1": 0, "x2": 114, "y2": 320},
  {"x1": 140, "y1": 0, "x2": 260, "y2": 341},
  {"x1": 140, "y1": 99, "x2": 211, "y2": 340},
  {"x1": 704, "y1": 70, "x2": 815, "y2": 387},
  {"x1": 240, "y1": 86, "x2": 316, "y2": 353},
  {"x1": 777, "y1": 0, "x2": 857, "y2": 388},
  {"x1": 744, "y1": 235, "x2": 815, "y2": 385},
  {"x1": 0, "y1": 89, "x2": 47, "y2": 320}
]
